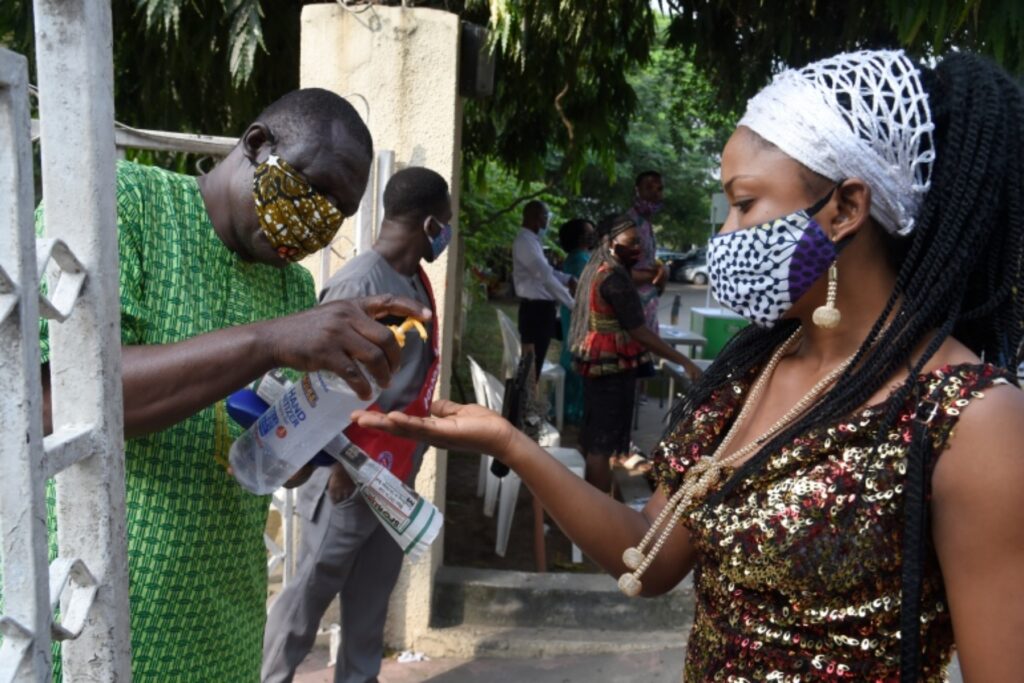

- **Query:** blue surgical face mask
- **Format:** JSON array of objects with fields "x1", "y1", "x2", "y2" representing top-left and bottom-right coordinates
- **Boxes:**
[{"x1": 425, "y1": 217, "x2": 453, "y2": 262}]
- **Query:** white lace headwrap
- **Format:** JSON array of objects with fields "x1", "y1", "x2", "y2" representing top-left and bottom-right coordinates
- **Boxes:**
[{"x1": 739, "y1": 49, "x2": 935, "y2": 236}]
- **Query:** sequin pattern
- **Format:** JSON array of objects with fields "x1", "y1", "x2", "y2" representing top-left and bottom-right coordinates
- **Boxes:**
[{"x1": 652, "y1": 363, "x2": 1011, "y2": 681}]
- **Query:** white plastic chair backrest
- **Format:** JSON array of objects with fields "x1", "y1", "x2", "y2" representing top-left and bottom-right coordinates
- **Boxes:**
[
  {"x1": 483, "y1": 369, "x2": 505, "y2": 413},
  {"x1": 467, "y1": 355, "x2": 490, "y2": 408},
  {"x1": 496, "y1": 309, "x2": 521, "y2": 378}
]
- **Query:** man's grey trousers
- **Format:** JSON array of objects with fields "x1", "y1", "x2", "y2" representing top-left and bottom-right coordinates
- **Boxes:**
[{"x1": 262, "y1": 489, "x2": 404, "y2": 683}]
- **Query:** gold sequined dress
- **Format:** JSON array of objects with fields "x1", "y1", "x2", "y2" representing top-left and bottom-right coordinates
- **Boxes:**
[{"x1": 652, "y1": 363, "x2": 1011, "y2": 681}]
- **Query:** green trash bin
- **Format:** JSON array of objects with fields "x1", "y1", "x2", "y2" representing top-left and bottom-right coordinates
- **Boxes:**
[{"x1": 690, "y1": 307, "x2": 748, "y2": 359}]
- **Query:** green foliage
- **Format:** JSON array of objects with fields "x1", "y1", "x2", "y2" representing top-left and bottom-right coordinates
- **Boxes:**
[
  {"x1": 458, "y1": 0, "x2": 656, "y2": 183},
  {"x1": 5, "y1": 0, "x2": 1022, "y2": 174},
  {"x1": 7, "y1": 0, "x2": 1022, "y2": 262},
  {"x1": 459, "y1": 161, "x2": 566, "y2": 291},
  {"x1": 223, "y1": 0, "x2": 266, "y2": 87},
  {"x1": 459, "y1": 26, "x2": 736, "y2": 269},
  {"x1": 658, "y1": 0, "x2": 1024, "y2": 107},
  {"x1": 1, "y1": 0, "x2": 299, "y2": 137},
  {"x1": 559, "y1": 31, "x2": 736, "y2": 250},
  {"x1": 1, "y1": 0, "x2": 656, "y2": 187}
]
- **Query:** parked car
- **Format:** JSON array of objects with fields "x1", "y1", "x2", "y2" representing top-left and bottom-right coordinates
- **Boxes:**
[
  {"x1": 656, "y1": 247, "x2": 688, "y2": 263},
  {"x1": 683, "y1": 261, "x2": 709, "y2": 285},
  {"x1": 668, "y1": 246, "x2": 706, "y2": 282}
]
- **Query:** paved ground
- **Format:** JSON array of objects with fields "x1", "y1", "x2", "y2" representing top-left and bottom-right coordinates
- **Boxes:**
[
  {"x1": 295, "y1": 648, "x2": 961, "y2": 683},
  {"x1": 657, "y1": 282, "x2": 714, "y2": 331},
  {"x1": 295, "y1": 646, "x2": 686, "y2": 683}
]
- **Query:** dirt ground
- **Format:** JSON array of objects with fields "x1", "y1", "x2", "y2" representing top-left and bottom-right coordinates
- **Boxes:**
[{"x1": 442, "y1": 422, "x2": 604, "y2": 573}]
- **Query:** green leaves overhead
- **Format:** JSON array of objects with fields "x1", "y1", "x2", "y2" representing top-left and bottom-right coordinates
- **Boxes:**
[
  {"x1": 134, "y1": 0, "x2": 265, "y2": 88},
  {"x1": 4, "y1": 0, "x2": 1021, "y2": 186},
  {"x1": 1, "y1": 0, "x2": 298, "y2": 138},
  {"x1": 561, "y1": 31, "x2": 736, "y2": 251},
  {"x1": 459, "y1": 0, "x2": 656, "y2": 183},
  {"x1": 136, "y1": 0, "x2": 183, "y2": 37},
  {"x1": 657, "y1": 0, "x2": 1024, "y2": 107},
  {"x1": 223, "y1": 0, "x2": 266, "y2": 88}
]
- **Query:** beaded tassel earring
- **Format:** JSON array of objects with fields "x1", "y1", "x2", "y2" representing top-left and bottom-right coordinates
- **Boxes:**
[{"x1": 812, "y1": 261, "x2": 841, "y2": 329}]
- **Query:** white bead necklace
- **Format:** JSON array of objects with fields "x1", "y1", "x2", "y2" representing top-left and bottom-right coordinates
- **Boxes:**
[{"x1": 618, "y1": 327, "x2": 857, "y2": 596}]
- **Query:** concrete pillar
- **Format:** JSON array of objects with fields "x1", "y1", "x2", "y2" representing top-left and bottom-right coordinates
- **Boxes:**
[{"x1": 300, "y1": 3, "x2": 463, "y2": 649}]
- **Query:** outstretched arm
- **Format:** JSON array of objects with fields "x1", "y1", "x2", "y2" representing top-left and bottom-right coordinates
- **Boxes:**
[
  {"x1": 43, "y1": 295, "x2": 431, "y2": 439},
  {"x1": 353, "y1": 400, "x2": 697, "y2": 595},
  {"x1": 598, "y1": 271, "x2": 702, "y2": 381},
  {"x1": 631, "y1": 266, "x2": 656, "y2": 287},
  {"x1": 628, "y1": 325, "x2": 702, "y2": 381}
]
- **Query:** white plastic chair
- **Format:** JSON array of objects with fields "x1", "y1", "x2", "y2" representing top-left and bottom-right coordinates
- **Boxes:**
[
  {"x1": 469, "y1": 357, "x2": 559, "y2": 518},
  {"x1": 494, "y1": 449, "x2": 584, "y2": 563},
  {"x1": 496, "y1": 308, "x2": 567, "y2": 431},
  {"x1": 467, "y1": 356, "x2": 497, "y2": 500},
  {"x1": 479, "y1": 366, "x2": 580, "y2": 561},
  {"x1": 483, "y1": 371, "x2": 560, "y2": 449}
]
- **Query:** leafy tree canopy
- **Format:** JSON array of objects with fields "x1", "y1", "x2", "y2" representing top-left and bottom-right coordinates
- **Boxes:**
[
  {"x1": 561, "y1": 33, "x2": 736, "y2": 252},
  {"x1": 5, "y1": 0, "x2": 1022, "y2": 184},
  {"x1": 461, "y1": 26, "x2": 736, "y2": 275},
  {"x1": 1, "y1": 0, "x2": 300, "y2": 135},
  {"x1": 1, "y1": 0, "x2": 654, "y2": 187},
  {"x1": 658, "y1": 0, "x2": 1024, "y2": 107},
  {"x1": 6, "y1": 0, "x2": 1022, "y2": 269}
]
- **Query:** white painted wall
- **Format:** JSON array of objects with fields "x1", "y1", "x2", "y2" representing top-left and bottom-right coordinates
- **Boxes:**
[{"x1": 299, "y1": 3, "x2": 463, "y2": 649}]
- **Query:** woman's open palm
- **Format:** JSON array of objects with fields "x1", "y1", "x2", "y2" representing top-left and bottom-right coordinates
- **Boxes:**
[{"x1": 352, "y1": 400, "x2": 519, "y2": 458}]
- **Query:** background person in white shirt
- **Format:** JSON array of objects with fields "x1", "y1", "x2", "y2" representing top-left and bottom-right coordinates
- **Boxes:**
[{"x1": 512, "y1": 200, "x2": 574, "y2": 378}]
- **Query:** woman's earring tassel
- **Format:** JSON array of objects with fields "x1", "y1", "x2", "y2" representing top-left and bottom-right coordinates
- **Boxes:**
[{"x1": 813, "y1": 262, "x2": 841, "y2": 329}]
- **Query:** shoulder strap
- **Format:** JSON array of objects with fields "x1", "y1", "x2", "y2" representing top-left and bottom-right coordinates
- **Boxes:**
[
  {"x1": 899, "y1": 363, "x2": 1011, "y2": 681},
  {"x1": 917, "y1": 364, "x2": 1013, "y2": 457}
]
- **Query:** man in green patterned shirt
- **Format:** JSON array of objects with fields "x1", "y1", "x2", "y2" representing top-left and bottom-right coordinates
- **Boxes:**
[{"x1": 37, "y1": 89, "x2": 428, "y2": 681}]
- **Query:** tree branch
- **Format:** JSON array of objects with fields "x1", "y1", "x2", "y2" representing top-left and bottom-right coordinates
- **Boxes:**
[
  {"x1": 477, "y1": 185, "x2": 556, "y2": 226},
  {"x1": 554, "y1": 82, "x2": 574, "y2": 142}
]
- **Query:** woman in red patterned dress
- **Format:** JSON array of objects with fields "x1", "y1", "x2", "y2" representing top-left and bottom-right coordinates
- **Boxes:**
[{"x1": 569, "y1": 215, "x2": 702, "y2": 492}]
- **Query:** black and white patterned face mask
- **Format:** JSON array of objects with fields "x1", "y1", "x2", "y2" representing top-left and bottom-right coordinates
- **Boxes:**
[{"x1": 708, "y1": 187, "x2": 843, "y2": 328}]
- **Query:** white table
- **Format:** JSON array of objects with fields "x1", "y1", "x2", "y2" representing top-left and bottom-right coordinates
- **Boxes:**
[
  {"x1": 633, "y1": 327, "x2": 708, "y2": 428},
  {"x1": 659, "y1": 325, "x2": 707, "y2": 355},
  {"x1": 660, "y1": 358, "x2": 714, "y2": 409},
  {"x1": 657, "y1": 325, "x2": 706, "y2": 408}
]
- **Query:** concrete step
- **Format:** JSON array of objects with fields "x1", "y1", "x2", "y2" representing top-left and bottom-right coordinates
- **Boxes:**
[
  {"x1": 432, "y1": 566, "x2": 695, "y2": 632},
  {"x1": 415, "y1": 622, "x2": 688, "y2": 660}
]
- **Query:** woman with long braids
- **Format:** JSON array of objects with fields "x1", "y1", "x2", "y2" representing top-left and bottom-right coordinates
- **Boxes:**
[
  {"x1": 568, "y1": 214, "x2": 702, "y2": 492},
  {"x1": 354, "y1": 50, "x2": 1024, "y2": 680}
]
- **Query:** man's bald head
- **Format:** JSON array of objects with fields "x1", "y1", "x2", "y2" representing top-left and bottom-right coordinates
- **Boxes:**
[
  {"x1": 204, "y1": 88, "x2": 376, "y2": 267},
  {"x1": 245, "y1": 88, "x2": 373, "y2": 219},
  {"x1": 256, "y1": 88, "x2": 372, "y2": 163},
  {"x1": 522, "y1": 200, "x2": 550, "y2": 232}
]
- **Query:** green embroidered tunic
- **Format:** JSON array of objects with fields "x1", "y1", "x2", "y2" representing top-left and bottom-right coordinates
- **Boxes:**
[{"x1": 38, "y1": 161, "x2": 315, "y2": 681}]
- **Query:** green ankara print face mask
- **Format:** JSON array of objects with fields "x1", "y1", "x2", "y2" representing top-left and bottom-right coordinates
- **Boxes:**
[{"x1": 252, "y1": 154, "x2": 344, "y2": 261}]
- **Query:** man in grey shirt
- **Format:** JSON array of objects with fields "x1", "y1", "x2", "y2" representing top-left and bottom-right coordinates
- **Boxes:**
[{"x1": 263, "y1": 167, "x2": 453, "y2": 683}]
